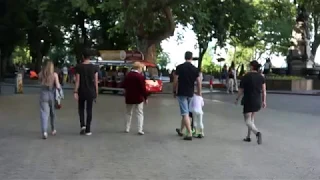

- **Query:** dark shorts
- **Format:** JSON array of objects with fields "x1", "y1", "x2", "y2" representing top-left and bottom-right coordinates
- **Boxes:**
[{"x1": 243, "y1": 103, "x2": 261, "y2": 114}]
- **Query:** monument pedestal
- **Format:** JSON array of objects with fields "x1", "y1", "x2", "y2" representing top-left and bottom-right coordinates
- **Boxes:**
[{"x1": 289, "y1": 60, "x2": 314, "y2": 75}]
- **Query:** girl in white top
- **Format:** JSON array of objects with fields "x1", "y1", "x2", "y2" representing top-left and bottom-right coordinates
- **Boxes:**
[{"x1": 189, "y1": 94, "x2": 204, "y2": 138}]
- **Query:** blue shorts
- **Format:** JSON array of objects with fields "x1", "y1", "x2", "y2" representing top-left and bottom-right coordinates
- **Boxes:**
[{"x1": 177, "y1": 96, "x2": 191, "y2": 116}]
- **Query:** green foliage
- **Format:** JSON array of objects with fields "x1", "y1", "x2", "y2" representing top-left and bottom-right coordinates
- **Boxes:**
[
  {"x1": 201, "y1": 50, "x2": 220, "y2": 74},
  {"x1": 157, "y1": 52, "x2": 170, "y2": 70},
  {"x1": 227, "y1": 46, "x2": 254, "y2": 65},
  {"x1": 12, "y1": 46, "x2": 31, "y2": 65}
]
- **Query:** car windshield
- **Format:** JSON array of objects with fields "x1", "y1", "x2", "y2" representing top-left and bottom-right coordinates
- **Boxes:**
[{"x1": 144, "y1": 66, "x2": 159, "y2": 80}]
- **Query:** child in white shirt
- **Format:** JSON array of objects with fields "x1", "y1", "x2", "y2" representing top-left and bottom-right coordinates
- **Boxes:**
[{"x1": 189, "y1": 94, "x2": 204, "y2": 138}]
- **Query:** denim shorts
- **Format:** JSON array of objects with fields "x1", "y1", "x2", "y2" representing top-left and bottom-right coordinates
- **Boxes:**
[{"x1": 177, "y1": 96, "x2": 191, "y2": 116}]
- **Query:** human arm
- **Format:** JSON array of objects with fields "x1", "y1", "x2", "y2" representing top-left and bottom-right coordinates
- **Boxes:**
[
  {"x1": 172, "y1": 70, "x2": 178, "y2": 97},
  {"x1": 94, "y1": 71, "x2": 98, "y2": 97},
  {"x1": 235, "y1": 76, "x2": 245, "y2": 104},
  {"x1": 140, "y1": 75, "x2": 148, "y2": 103},
  {"x1": 262, "y1": 77, "x2": 267, "y2": 108},
  {"x1": 195, "y1": 71, "x2": 202, "y2": 96},
  {"x1": 74, "y1": 66, "x2": 80, "y2": 100},
  {"x1": 53, "y1": 72, "x2": 61, "y2": 89}
]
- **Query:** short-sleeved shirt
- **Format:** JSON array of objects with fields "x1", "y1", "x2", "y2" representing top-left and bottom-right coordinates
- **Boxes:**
[
  {"x1": 240, "y1": 72, "x2": 265, "y2": 105},
  {"x1": 75, "y1": 63, "x2": 98, "y2": 99},
  {"x1": 176, "y1": 62, "x2": 199, "y2": 97}
]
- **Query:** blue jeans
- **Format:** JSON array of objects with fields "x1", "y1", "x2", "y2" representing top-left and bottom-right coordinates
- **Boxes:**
[{"x1": 177, "y1": 96, "x2": 191, "y2": 116}]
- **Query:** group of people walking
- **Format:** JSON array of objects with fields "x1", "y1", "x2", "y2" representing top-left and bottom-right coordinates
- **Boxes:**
[{"x1": 38, "y1": 49, "x2": 267, "y2": 145}]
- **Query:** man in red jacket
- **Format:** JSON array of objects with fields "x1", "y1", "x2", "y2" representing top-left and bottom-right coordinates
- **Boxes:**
[{"x1": 123, "y1": 61, "x2": 148, "y2": 135}]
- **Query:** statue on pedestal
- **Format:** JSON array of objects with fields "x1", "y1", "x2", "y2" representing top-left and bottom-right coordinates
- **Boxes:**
[{"x1": 287, "y1": 3, "x2": 314, "y2": 75}]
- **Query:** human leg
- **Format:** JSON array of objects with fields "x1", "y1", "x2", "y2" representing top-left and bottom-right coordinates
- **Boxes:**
[
  {"x1": 198, "y1": 113, "x2": 204, "y2": 136},
  {"x1": 135, "y1": 102, "x2": 144, "y2": 135},
  {"x1": 229, "y1": 79, "x2": 234, "y2": 93},
  {"x1": 40, "y1": 101, "x2": 50, "y2": 139},
  {"x1": 244, "y1": 112, "x2": 261, "y2": 144},
  {"x1": 252, "y1": 112, "x2": 262, "y2": 144},
  {"x1": 85, "y1": 98, "x2": 94, "y2": 134},
  {"x1": 125, "y1": 104, "x2": 134, "y2": 132},
  {"x1": 78, "y1": 98, "x2": 86, "y2": 134},
  {"x1": 49, "y1": 100, "x2": 56, "y2": 135},
  {"x1": 177, "y1": 96, "x2": 192, "y2": 140}
]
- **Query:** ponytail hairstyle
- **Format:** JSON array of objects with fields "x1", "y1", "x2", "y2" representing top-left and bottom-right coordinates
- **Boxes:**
[{"x1": 249, "y1": 60, "x2": 262, "y2": 71}]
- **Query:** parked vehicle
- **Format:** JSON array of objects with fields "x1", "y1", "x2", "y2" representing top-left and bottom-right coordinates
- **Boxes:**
[{"x1": 91, "y1": 50, "x2": 163, "y2": 95}]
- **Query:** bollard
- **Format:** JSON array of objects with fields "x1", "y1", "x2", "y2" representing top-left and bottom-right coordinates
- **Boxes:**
[{"x1": 15, "y1": 72, "x2": 23, "y2": 94}]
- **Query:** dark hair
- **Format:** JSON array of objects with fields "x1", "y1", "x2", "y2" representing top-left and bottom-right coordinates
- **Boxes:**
[
  {"x1": 184, "y1": 51, "x2": 193, "y2": 60},
  {"x1": 249, "y1": 60, "x2": 261, "y2": 71},
  {"x1": 230, "y1": 61, "x2": 235, "y2": 69},
  {"x1": 82, "y1": 49, "x2": 91, "y2": 60}
]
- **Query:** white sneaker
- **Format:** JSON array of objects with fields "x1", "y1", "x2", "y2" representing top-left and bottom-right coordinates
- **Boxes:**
[
  {"x1": 42, "y1": 132, "x2": 48, "y2": 139},
  {"x1": 125, "y1": 129, "x2": 130, "y2": 133},
  {"x1": 51, "y1": 130, "x2": 57, "y2": 136},
  {"x1": 85, "y1": 132, "x2": 92, "y2": 136},
  {"x1": 138, "y1": 131, "x2": 144, "y2": 135}
]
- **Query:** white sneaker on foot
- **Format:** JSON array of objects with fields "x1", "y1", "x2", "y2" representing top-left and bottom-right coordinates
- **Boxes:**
[
  {"x1": 42, "y1": 132, "x2": 48, "y2": 139},
  {"x1": 51, "y1": 130, "x2": 57, "y2": 136},
  {"x1": 85, "y1": 132, "x2": 92, "y2": 136},
  {"x1": 138, "y1": 131, "x2": 144, "y2": 135}
]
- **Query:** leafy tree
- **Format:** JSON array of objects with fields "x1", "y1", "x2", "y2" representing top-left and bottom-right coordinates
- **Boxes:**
[
  {"x1": 12, "y1": 46, "x2": 31, "y2": 65},
  {"x1": 178, "y1": 0, "x2": 260, "y2": 69},
  {"x1": 157, "y1": 52, "x2": 170, "y2": 70}
]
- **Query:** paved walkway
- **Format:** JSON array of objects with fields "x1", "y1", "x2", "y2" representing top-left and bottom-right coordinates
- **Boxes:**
[{"x1": 0, "y1": 92, "x2": 319, "y2": 179}]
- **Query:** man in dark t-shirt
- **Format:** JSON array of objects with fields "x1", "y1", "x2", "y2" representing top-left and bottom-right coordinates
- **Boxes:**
[
  {"x1": 74, "y1": 49, "x2": 99, "y2": 136},
  {"x1": 173, "y1": 51, "x2": 201, "y2": 141}
]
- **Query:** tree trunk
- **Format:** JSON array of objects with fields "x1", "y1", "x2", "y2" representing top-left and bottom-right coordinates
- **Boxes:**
[
  {"x1": 137, "y1": 39, "x2": 158, "y2": 76},
  {"x1": 198, "y1": 47, "x2": 207, "y2": 71}
]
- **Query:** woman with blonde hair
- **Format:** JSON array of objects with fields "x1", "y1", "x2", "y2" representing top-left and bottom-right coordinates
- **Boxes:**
[{"x1": 39, "y1": 60, "x2": 61, "y2": 139}]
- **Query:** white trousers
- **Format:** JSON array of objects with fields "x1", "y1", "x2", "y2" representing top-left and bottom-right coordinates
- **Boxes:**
[
  {"x1": 125, "y1": 103, "x2": 144, "y2": 132},
  {"x1": 192, "y1": 112, "x2": 204, "y2": 134},
  {"x1": 227, "y1": 78, "x2": 234, "y2": 92}
]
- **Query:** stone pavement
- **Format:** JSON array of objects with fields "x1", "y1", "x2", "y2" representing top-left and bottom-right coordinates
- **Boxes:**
[{"x1": 0, "y1": 91, "x2": 320, "y2": 179}]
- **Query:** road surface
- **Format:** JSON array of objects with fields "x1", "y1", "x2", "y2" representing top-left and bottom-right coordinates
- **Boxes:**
[{"x1": 0, "y1": 87, "x2": 319, "y2": 179}]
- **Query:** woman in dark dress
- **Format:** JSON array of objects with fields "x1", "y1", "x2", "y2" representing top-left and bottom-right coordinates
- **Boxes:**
[{"x1": 235, "y1": 60, "x2": 266, "y2": 145}]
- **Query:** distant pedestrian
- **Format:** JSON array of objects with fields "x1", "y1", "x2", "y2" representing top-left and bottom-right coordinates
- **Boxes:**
[
  {"x1": 263, "y1": 58, "x2": 272, "y2": 74},
  {"x1": 227, "y1": 67, "x2": 235, "y2": 94},
  {"x1": 122, "y1": 61, "x2": 148, "y2": 135},
  {"x1": 62, "y1": 65, "x2": 68, "y2": 84},
  {"x1": 189, "y1": 94, "x2": 204, "y2": 138},
  {"x1": 230, "y1": 62, "x2": 238, "y2": 91},
  {"x1": 235, "y1": 60, "x2": 266, "y2": 145},
  {"x1": 174, "y1": 51, "x2": 202, "y2": 141},
  {"x1": 74, "y1": 49, "x2": 99, "y2": 136},
  {"x1": 38, "y1": 60, "x2": 61, "y2": 139}
]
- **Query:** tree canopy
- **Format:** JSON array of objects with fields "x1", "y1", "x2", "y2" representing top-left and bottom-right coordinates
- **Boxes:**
[{"x1": 0, "y1": 0, "x2": 316, "y2": 78}]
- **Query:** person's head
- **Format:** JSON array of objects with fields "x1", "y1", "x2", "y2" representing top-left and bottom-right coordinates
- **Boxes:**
[
  {"x1": 266, "y1": 58, "x2": 271, "y2": 63},
  {"x1": 249, "y1": 60, "x2": 261, "y2": 71},
  {"x1": 40, "y1": 60, "x2": 55, "y2": 86},
  {"x1": 132, "y1": 61, "x2": 144, "y2": 73},
  {"x1": 82, "y1": 49, "x2": 91, "y2": 61},
  {"x1": 184, "y1": 51, "x2": 193, "y2": 61}
]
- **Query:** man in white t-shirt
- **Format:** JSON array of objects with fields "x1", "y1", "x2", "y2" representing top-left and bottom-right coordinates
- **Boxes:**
[{"x1": 62, "y1": 66, "x2": 68, "y2": 83}]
